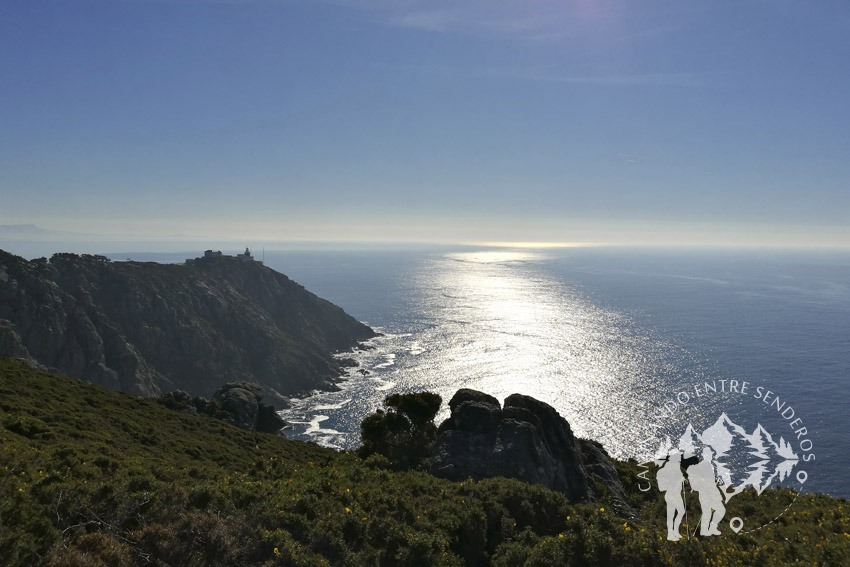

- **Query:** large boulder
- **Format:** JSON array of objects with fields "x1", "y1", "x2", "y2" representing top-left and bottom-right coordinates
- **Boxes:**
[
  {"x1": 214, "y1": 382, "x2": 264, "y2": 430},
  {"x1": 211, "y1": 381, "x2": 286, "y2": 433},
  {"x1": 431, "y1": 389, "x2": 631, "y2": 510},
  {"x1": 435, "y1": 389, "x2": 503, "y2": 436},
  {"x1": 448, "y1": 388, "x2": 501, "y2": 412}
]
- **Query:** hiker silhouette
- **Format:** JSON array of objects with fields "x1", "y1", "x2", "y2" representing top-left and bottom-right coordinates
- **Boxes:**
[
  {"x1": 657, "y1": 449, "x2": 686, "y2": 541},
  {"x1": 687, "y1": 446, "x2": 726, "y2": 536}
]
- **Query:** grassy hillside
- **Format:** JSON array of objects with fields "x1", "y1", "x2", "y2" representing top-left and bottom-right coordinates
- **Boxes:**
[{"x1": 1, "y1": 358, "x2": 848, "y2": 566}]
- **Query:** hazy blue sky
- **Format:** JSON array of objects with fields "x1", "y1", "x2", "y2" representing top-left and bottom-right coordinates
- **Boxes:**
[{"x1": 2, "y1": 0, "x2": 849, "y2": 246}]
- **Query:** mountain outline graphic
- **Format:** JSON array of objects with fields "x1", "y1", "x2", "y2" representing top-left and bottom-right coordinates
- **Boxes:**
[{"x1": 656, "y1": 413, "x2": 799, "y2": 501}]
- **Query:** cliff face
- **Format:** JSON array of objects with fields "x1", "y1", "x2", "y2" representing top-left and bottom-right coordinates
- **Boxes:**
[{"x1": 0, "y1": 250, "x2": 375, "y2": 399}]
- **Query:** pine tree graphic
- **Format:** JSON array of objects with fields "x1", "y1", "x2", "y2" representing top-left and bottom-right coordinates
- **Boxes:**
[{"x1": 660, "y1": 414, "x2": 800, "y2": 503}]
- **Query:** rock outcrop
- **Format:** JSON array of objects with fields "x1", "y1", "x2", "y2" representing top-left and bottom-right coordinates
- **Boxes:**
[
  {"x1": 160, "y1": 381, "x2": 287, "y2": 433},
  {"x1": 431, "y1": 389, "x2": 634, "y2": 515},
  {"x1": 431, "y1": 389, "x2": 591, "y2": 501},
  {"x1": 0, "y1": 250, "x2": 375, "y2": 399},
  {"x1": 0, "y1": 319, "x2": 45, "y2": 370},
  {"x1": 578, "y1": 438, "x2": 633, "y2": 514},
  {"x1": 213, "y1": 381, "x2": 287, "y2": 433}
]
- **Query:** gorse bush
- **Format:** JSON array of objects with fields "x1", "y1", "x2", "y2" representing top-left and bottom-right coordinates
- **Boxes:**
[{"x1": 1, "y1": 358, "x2": 848, "y2": 566}]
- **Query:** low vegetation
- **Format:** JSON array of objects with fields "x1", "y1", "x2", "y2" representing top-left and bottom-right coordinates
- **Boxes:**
[{"x1": 1, "y1": 358, "x2": 848, "y2": 566}]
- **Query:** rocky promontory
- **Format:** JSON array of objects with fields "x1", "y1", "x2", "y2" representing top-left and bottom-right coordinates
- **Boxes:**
[
  {"x1": 0, "y1": 249, "x2": 375, "y2": 400},
  {"x1": 431, "y1": 389, "x2": 635, "y2": 516}
]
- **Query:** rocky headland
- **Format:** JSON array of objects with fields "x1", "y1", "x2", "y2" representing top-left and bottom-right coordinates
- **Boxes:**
[{"x1": 0, "y1": 249, "x2": 375, "y2": 401}]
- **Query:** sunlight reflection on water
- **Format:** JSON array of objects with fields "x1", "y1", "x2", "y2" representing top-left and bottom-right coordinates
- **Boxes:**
[{"x1": 281, "y1": 250, "x2": 728, "y2": 458}]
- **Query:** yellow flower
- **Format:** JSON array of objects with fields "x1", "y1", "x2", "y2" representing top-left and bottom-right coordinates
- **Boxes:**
[
  {"x1": 273, "y1": 547, "x2": 279, "y2": 555},
  {"x1": 345, "y1": 507, "x2": 352, "y2": 513},
  {"x1": 600, "y1": 507, "x2": 605, "y2": 512}
]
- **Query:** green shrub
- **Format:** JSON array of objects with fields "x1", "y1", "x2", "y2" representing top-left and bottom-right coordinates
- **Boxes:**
[
  {"x1": 4, "y1": 415, "x2": 51, "y2": 439},
  {"x1": 358, "y1": 391, "x2": 441, "y2": 470}
]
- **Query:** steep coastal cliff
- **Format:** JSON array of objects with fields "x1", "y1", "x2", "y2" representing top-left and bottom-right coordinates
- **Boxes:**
[{"x1": 0, "y1": 249, "x2": 375, "y2": 399}]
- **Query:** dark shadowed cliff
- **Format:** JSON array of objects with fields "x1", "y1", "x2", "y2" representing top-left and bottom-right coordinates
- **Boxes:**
[{"x1": 0, "y1": 249, "x2": 375, "y2": 399}]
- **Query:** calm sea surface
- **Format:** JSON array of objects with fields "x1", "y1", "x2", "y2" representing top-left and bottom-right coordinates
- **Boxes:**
[
  {"x1": 260, "y1": 247, "x2": 849, "y2": 498},
  {"x1": 101, "y1": 246, "x2": 849, "y2": 498}
]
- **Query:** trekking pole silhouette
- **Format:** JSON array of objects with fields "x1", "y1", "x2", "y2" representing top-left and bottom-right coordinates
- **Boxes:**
[{"x1": 682, "y1": 480, "x2": 690, "y2": 540}]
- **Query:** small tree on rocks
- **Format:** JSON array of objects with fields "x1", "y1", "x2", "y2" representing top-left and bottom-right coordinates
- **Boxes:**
[{"x1": 358, "y1": 391, "x2": 442, "y2": 470}]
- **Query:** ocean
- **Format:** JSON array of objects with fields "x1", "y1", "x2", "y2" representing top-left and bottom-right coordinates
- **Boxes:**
[
  {"x1": 62, "y1": 244, "x2": 848, "y2": 498},
  {"x1": 254, "y1": 246, "x2": 850, "y2": 499}
]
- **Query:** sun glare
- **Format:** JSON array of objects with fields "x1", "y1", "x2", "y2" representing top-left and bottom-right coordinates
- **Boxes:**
[{"x1": 465, "y1": 241, "x2": 605, "y2": 249}]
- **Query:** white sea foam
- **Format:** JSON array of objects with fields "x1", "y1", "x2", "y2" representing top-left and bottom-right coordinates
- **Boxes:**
[
  {"x1": 314, "y1": 399, "x2": 351, "y2": 411},
  {"x1": 373, "y1": 378, "x2": 396, "y2": 391},
  {"x1": 305, "y1": 415, "x2": 329, "y2": 434},
  {"x1": 373, "y1": 353, "x2": 397, "y2": 369}
]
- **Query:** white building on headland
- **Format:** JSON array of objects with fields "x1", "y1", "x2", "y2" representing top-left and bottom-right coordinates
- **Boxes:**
[{"x1": 185, "y1": 248, "x2": 262, "y2": 265}]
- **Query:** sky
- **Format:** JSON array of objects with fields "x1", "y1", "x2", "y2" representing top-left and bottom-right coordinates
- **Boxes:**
[{"x1": 1, "y1": 0, "x2": 849, "y2": 247}]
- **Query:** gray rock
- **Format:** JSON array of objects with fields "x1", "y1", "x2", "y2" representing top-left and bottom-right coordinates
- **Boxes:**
[
  {"x1": 256, "y1": 403, "x2": 287, "y2": 434},
  {"x1": 448, "y1": 388, "x2": 501, "y2": 412},
  {"x1": 503, "y1": 394, "x2": 590, "y2": 501},
  {"x1": 502, "y1": 405, "x2": 542, "y2": 429},
  {"x1": 431, "y1": 389, "x2": 603, "y2": 502},
  {"x1": 0, "y1": 319, "x2": 45, "y2": 370},
  {"x1": 579, "y1": 439, "x2": 637, "y2": 519},
  {"x1": 213, "y1": 381, "x2": 286, "y2": 433},
  {"x1": 214, "y1": 383, "x2": 263, "y2": 430},
  {"x1": 162, "y1": 390, "x2": 198, "y2": 414},
  {"x1": 453, "y1": 401, "x2": 503, "y2": 433},
  {"x1": 260, "y1": 387, "x2": 291, "y2": 411},
  {"x1": 430, "y1": 428, "x2": 497, "y2": 480},
  {"x1": 436, "y1": 388, "x2": 503, "y2": 434}
]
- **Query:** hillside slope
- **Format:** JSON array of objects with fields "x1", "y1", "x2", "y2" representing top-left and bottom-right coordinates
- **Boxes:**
[
  {"x1": 0, "y1": 250, "x2": 375, "y2": 398},
  {"x1": 1, "y1": 359, "x2": 848, "y2": 567}
]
